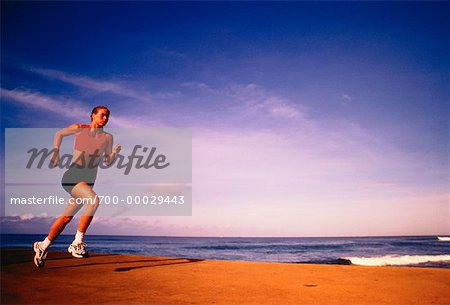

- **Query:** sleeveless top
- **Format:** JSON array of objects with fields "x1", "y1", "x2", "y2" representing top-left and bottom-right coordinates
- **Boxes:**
[{"x1": 74, "y1": 127, "x2": 108, "y2": 156}]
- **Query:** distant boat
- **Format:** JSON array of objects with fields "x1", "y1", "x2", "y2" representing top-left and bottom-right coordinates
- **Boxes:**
[{"x1": 437, "y1": 237, "x2": 450, "y2": 241}]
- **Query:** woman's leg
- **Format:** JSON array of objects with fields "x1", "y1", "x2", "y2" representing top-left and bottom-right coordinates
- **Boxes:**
[
  {"x1": 70, "y1": 182, "x2": 100, "y2": 233},
  {"x1": 68, "y1": 182, "x2": 99, "y2": 258},
  {"x1": 47, "y1": 198, "x2": 84, "y2": 241},
  {"x1": 33, "y1": 196, "x2": 84, "y2": 267}
]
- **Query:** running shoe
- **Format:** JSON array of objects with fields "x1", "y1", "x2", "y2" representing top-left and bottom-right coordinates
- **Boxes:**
[
  {"x1": 68, "y1": 242, "x2": 88, "y2": 258},
  {"x1": 33, "y1": 242, "x2": 48, "y2": 268}
]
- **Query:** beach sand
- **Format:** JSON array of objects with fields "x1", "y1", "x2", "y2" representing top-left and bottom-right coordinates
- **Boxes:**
[{"x1": 1, "y1": 248, "x2": 449, "y2": 305}]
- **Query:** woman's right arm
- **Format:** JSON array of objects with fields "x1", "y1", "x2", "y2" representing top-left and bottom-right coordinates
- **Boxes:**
[{"x1": 51, "y1": 124, "x2": 80, "y2": 166}]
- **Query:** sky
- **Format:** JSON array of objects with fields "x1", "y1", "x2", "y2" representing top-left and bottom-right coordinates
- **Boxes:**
[{"x1": 1, "y1": 1, "x2": 449, "y2": 237}]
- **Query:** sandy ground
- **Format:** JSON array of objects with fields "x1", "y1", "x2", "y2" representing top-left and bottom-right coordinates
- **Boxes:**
[{"x1": 1, "y1": 248, "x2": 450, "y2": 305}]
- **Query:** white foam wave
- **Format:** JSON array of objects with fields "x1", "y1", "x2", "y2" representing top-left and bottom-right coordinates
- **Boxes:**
[
  {"x1": 438, "y1": 237, "x2": 450, "y2": 241},
  {"x1": 342, "y1": 255, "x2": 450, "y2": 266}
]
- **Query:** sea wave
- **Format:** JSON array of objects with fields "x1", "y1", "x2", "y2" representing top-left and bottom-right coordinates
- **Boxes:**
[
  {"x1": 341, "y1": 254, "x2": 450, "y2": 266},
  {"x1": 437, "y1": 237, "x2": 450, "y2": 241}
]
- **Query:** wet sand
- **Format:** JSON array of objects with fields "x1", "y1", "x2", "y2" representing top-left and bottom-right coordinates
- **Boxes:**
[{"x1": 1, "y1": 248, "x2": 449, "y2": 305}]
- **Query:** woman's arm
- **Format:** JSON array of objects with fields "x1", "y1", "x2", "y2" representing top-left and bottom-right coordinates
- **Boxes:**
[{"x1": 51, "y1": 124, "x2": 81, "y2": 166}]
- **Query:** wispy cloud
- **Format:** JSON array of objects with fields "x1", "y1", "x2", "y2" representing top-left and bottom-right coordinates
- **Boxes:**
[
  {"x1": 158, "y1": 48, "x2": 186, "y2": 59},
  {"x1": 341, "y1": 93, "x2": 352, "y2": 106},
  {"x1": 19, "y1": 65, "x2": 305, "y2": 126},
  {"x1": 181, "y1": 81, "x2": 304, "y2": 121},
  {"x1": 18, "y1": 213, "x2": 48, "y2": 220},
  {"x1": 1, "y1": 88, "x2": 141, "y2": 127},
  {"x1": 181, "y1": 81, "x2": 212, "y2": 91},
  {"x1": 1, "y1": 88, "x2": 86, "y2": 119},
  {"x1": 264, "y1": 96, "x2": 301, "y2": 119},
  {"x1": 28, "y1": 67, "x2": 158, "y2": 103},
  {"x1": 229, "y1": 83, "x2": 302, "y2": 119}
]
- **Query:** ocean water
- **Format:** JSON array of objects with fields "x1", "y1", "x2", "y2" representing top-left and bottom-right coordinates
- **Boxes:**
[{"x1": 2, "y1": 234, "x2": 450, "y2": 268}]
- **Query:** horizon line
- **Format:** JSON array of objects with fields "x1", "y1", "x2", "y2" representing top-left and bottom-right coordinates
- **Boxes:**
[{"x1": 1, "y1": 233, "x2": 448, "y2": 239}]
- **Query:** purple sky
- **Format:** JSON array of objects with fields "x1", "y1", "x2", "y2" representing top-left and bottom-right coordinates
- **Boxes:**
[{"x1": 1, "y1": 2, "x2": 449, "y2": 236}]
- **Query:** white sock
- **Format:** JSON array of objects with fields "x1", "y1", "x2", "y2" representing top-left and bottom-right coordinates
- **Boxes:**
[
  {"x1": 41, "y1": 237, "x2": 52, "y2": 251},
  {"x1": 72, "y1": 230, "x2": 85, "y2": 244}
]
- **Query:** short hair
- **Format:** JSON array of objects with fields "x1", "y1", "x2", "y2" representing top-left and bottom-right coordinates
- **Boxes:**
[{"x1": 91, "y1": 106, "x2": 110, "y2": 121}]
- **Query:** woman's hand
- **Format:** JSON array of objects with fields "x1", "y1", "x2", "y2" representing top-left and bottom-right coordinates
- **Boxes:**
[
  {"x1": 113, "y1": 144, "x2": 121, "y2": 154},
  {"x1": 104, "y1": 143, "x2": 121, "y2": 166},
  {"x1": 50, "y1": 150, "x2": 59, "y2": 168}
]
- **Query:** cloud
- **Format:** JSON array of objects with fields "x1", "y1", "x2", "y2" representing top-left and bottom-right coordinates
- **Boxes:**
[
  {"x1": 1, "y1": 88, "x2": 86, "y2": 119},
  {"x1": 1, "y1": 88, "x2": 141, "y2": 127},
  {"x1": 181, "y1": 81, "x2": 212, "y2": 91},
  {"x1": 180, "y1": 81, "x2": 304, "y2": 121},
  {"x1": 225, "y1": 83, "x2": 303, "y2": 119},
  {"x1": 15, "y1": 65, "x2": 305, "y2": 127},
  {"x1": 28, "y1": 67, "x2": 158, "y2": 103},
  {"x1": 18, "y1": 213, "x2": 48, "y2": 220},
  {"x1": 158, "y1": 48, "x2": 186, "y2": 59},
  {"x1": 265, "y1": 97, "x2": 301, "y2": 118},
  {"x1": 341, "y1": 93, "x2": 352, "y2": 105}
]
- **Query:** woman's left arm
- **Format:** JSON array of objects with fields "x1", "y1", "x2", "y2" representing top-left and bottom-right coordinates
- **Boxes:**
[{"x1": 103, "y1": 134, "x2": 121, "y2": 166}]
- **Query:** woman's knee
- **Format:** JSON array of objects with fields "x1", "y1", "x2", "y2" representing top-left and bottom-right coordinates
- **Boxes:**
[
  {"x1": 85, "y1": 201, "x2": 99, "y2": 212},
  {"x1": 60, "y1": 215, "x2": 73, "y2": 224}
]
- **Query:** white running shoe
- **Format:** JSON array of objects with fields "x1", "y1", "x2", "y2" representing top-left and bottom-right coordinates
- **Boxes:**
[
  {"x1": 68, "y1": 242, "x2": 88, "y2": 258},
  {"x1": 33, "y1": 242, "x2": 48, "y2": 268}
]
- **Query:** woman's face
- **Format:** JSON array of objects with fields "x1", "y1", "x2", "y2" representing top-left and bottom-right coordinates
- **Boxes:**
[{"x1": 92, "y1": 108, "x2": 109, "y2": 127}]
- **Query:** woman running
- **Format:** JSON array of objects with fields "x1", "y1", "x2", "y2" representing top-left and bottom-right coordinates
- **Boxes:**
[{"x1": 33, "y1": 106, "x2": 121, "y2": 268}]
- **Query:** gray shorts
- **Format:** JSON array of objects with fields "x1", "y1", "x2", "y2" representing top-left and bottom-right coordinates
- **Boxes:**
[{"x1": 61, "y1": 163, "x2": 98, "y2": 194}]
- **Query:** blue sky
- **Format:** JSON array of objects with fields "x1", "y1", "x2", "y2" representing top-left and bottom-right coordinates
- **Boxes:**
[{"x1": 1, "y1": 2, "x2": 449, "y2": 237}]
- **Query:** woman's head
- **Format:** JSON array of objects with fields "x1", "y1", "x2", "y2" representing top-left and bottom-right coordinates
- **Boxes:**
[{"x1": 91, "y1": 106, "x2": 110, "y2": 127}]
